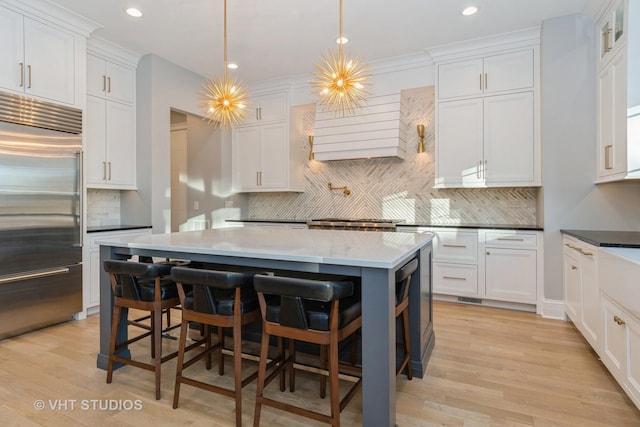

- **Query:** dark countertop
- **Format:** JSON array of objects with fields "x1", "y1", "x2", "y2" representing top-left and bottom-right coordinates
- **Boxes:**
[
  {"x1": 226, "y1": 219, "x2": 542, "y2": 231},
  {"x1": 87, "y1": 224, "x2": 152, "y2": 233},
  {"x1": 562, "y1": 229, "x2": 640, "y2": 248}
]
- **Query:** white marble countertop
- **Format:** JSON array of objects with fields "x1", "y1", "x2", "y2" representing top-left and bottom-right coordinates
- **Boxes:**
[
  {"x1": 97, "y1": 227, "x2": 434, "y2": 269},
  {"x1": 600, "y1": 247, "x2": 640, "y2": 264}
]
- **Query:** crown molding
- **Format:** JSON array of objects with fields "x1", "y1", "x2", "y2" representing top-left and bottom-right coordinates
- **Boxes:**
[
  {"x1": 0, "y1": 0, "x2": 101, "y2": 37},
  {"x1": 427, "y1": 27, "x2": 541, "y2": 63},
  {"x1": 88, "y1": 37, "x2": 142, "y2": 68}
]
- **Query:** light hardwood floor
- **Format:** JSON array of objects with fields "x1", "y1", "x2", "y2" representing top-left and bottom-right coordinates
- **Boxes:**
[{"x1": 0, "y1": 301, "x2": 638, "y2": 426}]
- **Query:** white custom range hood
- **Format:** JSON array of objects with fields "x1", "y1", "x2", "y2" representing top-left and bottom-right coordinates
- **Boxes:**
[{"x1": 312, "y1": 92, "x2": 408, "y2": 161}]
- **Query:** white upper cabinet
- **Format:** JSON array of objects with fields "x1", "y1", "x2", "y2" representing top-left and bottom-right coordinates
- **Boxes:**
[
  {"x1": 0, "y1": 2, "x2": 97, "y2": 107},
  {"x1": 437, "y1": 50, "x2": 534, "y2": 100},
  {"x1": 598, "y1": 0, "x2": 626, "y2": 67},
  {"x1": 232, "y1": 89, "x2": 304, "y2": 192},
  {"x1": 242, "y1": 91, "x2": 288, "y2": 126},
  {"x1": 87, "y1": 53, "x2": 134, "y2": 104},
  {"x1": 595, "y1": 0, "x2": 640, "y2": 183},
  {"x1": 0, "y1": 5, "x2": 74, "y2": 105},
  {"x1": 429, "y1": 29, "x2": 541, "y2": 188},
  {"x1": 85, "y1": 38, "x2": 140, "y2": 189}
]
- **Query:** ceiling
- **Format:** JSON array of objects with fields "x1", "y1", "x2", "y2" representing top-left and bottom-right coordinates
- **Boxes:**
[{"x1": 49, "y1": 0, "x2": 597, "y2": 86}]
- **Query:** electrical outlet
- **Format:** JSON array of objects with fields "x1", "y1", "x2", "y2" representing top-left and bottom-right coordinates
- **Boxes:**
[{"x1": 194, "y1": 201, "x2": 199, "y2": 210}]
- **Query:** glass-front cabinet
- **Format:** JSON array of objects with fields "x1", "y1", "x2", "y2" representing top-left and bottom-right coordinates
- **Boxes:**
[{"x1": 599, "y1": 0, "x2": 626, "y2": 64}]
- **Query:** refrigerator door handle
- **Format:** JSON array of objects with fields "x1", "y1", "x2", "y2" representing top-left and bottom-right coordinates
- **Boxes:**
[
  {"x1": 0, "y1": 267, "x2": 70, "y2": 285},
  {"x1": 76, "y1": 150, "x2": 83, "y2": 247}
]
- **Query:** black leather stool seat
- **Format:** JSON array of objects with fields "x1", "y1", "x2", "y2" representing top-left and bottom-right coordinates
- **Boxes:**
[
  {"x1": 105, "y1": 260, "x2": 178, "y2": 302},
  {"x1": 254, "y1": 275, "x2": 360, "y2": 331},
  {"x1": 171, "y1": 268, "x2": 258, "y2": 315},
  {"x1": 264, "y1": 293, "x2": 361, "y2": 331}
]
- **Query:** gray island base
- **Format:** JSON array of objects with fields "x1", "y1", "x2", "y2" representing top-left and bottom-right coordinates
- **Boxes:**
[{"x1": 96, "y1": 227, "x2": 435, "y2": 427}]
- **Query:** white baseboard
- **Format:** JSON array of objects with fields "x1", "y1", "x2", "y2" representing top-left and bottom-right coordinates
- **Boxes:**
[{"x1": 540, "y1": 299, "x2": 566, "y2": 320}]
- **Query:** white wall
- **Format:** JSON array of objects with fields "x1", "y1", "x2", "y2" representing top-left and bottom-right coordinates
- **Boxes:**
[
  {"x1": 122, "y1": 54, "x2": 247, "y2": 233},
  {"x1": 541, "y1": 14, "x2": 640, "y2": 301}
]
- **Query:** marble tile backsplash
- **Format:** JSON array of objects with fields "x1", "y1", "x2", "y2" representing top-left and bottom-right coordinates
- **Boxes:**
[
  {"x1": 248, "y1": 86, "x2": 538, "y2": 225},
  {"x1": 86, "y1": 189, "x2": 121, "y2": 227}
]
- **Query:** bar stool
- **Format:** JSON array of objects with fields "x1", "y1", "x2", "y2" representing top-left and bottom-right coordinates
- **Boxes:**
[
  {"x1": 170, "y1": 267, "x2": 272, "y2": 427},
  {"x1": 103, "y1": 259, "x2": 181, "y2": 400},
  {"x1": 252, "y1": 274, "x2": 362, "y2": 427},
  {"x1": 395, "y1": 257, "x2": 418, "y2": 379}
]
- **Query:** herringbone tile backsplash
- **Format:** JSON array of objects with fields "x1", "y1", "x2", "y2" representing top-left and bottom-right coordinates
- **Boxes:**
[{"x1": 248, "y1": 86, "x2": 538, "y2": 225}]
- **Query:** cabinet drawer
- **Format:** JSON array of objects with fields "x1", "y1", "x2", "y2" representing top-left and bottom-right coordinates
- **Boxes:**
[
  {"x1": 433, "y1": 263, "x2": 478, "y2": 296},
  {"x1": 432, "y1": 230, "x2": 477, "y2": 263},
  {"x1": 484, "y1": 231, "x2": 537, "y2": 248}
]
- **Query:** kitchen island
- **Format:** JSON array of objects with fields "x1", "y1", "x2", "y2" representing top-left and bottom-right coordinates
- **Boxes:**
[{"x1": 96, "y1": 227, "x2": 434, "y2": 426}]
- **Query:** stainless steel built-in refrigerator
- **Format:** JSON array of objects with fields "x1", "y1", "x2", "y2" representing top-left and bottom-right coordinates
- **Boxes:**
[{"x1": 0, "y1": 91, "x2": 82, "y2": 339}]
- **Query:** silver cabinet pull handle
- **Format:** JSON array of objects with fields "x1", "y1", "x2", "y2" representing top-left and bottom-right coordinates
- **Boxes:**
[
  {"x1": 19, "y1": 63, "x2": 24, "y2": 87},
  {"x1": 0, "y1": 267, "x2": 70, "y2": 285},
  {"x1": 255, "y1": 108, "x2": 259, "y2": 121},
  {"x1": 479, "y1": 74, "x2": 482, "y2": 91},
  {"x1": 477, "y1": 160, "x2": 482, "y2": 179},
  {"x1": 485, "y1": 73, "x2": 488, "y2": 90},
  {"x1": 27, "y1": 65, "x2": 32, "y2": 88},
  {"x1": 497, "y1": 237, "x2": 525, "y2": 241},
  {"x1": 107, "y1": 76, "x2": 111, "y2": 93},
  {"x1": 443, "y1": 244, "x2": 467, "y2": 248},
  {"x1": 103, "y1": 75, "x2": 106, "y2": 92},
  {"x1": 103, "y1": 161, "x2": 107, "y2": 180},
  {"x1": 108, "y1": 161, "x2": 112, "y2": 180},
  {"x1": 443, "y1": 276, "x2": 466, "y2": 281}
]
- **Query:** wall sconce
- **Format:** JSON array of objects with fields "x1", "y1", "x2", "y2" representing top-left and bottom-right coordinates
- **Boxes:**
[
  {"x1": 416, "y1": 124, "x2": 425, "y2": 153},
  {"x1": 308, "y1": 135, "x2": 314, "y2": 160}
]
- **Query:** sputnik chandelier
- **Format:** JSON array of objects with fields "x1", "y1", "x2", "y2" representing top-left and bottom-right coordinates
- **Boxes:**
[
  {"x1": 311, "y1": 0, "x2": 371, "y2": 116},
  {"x1": 200, "y1": 0, "x2": 250, "y2": 129}
]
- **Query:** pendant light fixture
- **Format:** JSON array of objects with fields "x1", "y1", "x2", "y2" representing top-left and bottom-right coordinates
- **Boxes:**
[
  {"x1": 200, "y1": 0, "x2": 250, "y2": 129},
  {"x1": 311, "y1": 0, "x2": 370, "y2": 116}
]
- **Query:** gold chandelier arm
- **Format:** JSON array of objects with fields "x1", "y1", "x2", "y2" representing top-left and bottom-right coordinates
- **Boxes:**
[
  {"x1": 338, "y1": 0, "x2": 343, "y2": 61},
  {"x1": 223, "y1": 0, "x2": 228, "y2": 80}
]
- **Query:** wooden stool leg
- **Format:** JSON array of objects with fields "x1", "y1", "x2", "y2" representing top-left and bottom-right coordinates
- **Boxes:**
[
  {"x1": 205, "y1": 325, "x2": 212, "y2": 370},
  {"x1": 288, "y1": 339, "x2": 295, "y2": 392},
  {"x1": 253, "y1": 330, "x2": 271, "y2": 427},
  {"x1": 329, "y1": 336, "x2": 340, "y2": 427},
  {"x1": 106, "y1": 305, "x2": 121, "y2": 384},
  {"x1": 153, "y1": 307, "x2": 163, "y2": 400},
  {"x1": 173, "y1": 319, "x2": 189, "y2": 408},
  {"x1": 319, "y1": 344, "x2": 327, "y2": 398},
  {"x1": 218, "y1": 326, "x2": 225, "y2": 375},
  {"x1": 403, "y1": 309, "x2": 412, "y2": 380},
  {"x1": 233, "y1": 314, "x2": 242, "y2": 427},
  {"x1": 150, "y1": 313, "x2": 156, "y2": 359}
]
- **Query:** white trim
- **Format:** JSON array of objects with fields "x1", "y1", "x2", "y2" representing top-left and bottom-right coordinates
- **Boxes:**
[
  {"x1": 541, "y1": 299, "x2": 566, "y2": 320},
  {"x1": 0, "y1": 0, "x2": 101, "y2": 36},
  {"x1": 427, "y1": 27, "x2": 541, "y2": 63},
  {"x1": 88, "y1": 37, "x2": 142, "y2": 68}
]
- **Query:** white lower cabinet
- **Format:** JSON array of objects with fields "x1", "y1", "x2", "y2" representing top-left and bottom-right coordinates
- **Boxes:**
[
  {"x1": 562, "y1": 236, "x2": 601, "y2": 352},
  {"x1": 601, "y1": 295, "x2": 640, "y2": 408},
  {"x1": 83, "y1": 228, "x2": 151, "y2": 315},
  {"x1": 484, "y1": 247, "x2": 536, "y2": 303},
  {"x1": 400, "y1": 226, "x2": 542, "y2": 312}
]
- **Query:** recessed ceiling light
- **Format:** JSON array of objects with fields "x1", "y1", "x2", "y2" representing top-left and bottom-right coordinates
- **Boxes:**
[
  {"x1": 125, "y1": 7, "x2": 143, "y2": 18},
  {"x1": 462, "y1": 6, "x2": 478, "y2": 16},
  {"x1": 336, "y1": 36, "x2": 349, "y2": 44},
  {"x1": 227, "y1": 63, "x2": 238, "y2": 69}
]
